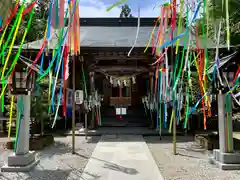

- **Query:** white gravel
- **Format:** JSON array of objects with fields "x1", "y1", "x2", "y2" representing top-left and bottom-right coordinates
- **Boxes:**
[
  {"x1": 0, "y1": 136, "x2": 100, "y2": 180},
  {"x1": 145, "y1": 136, "x2": 240, "y2": 180}
]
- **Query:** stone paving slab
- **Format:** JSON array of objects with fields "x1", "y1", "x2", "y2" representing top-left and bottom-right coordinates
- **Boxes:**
[
  {"x1": 0, "y1": 136, "x2": 100, "y2": 180},
  {"x1": 81, "y1": 135, "x2": 164, "y2": 180}
]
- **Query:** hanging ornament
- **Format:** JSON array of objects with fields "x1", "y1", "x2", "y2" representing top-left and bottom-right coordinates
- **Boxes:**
[
  {"x1": 132, "y1": 76, "x2": 136, "y2": 84},
  {"x1": 123, "y1": 79, "x2": 127, "y2": 86},
  {"x1": 117, "y1": 80, "x2": 121, "y2": 86},
  {"x1": 110, "y1": 76, "x2": 113, "y2": 84}
]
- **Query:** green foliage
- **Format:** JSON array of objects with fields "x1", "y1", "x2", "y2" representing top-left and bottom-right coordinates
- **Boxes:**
[
  {"x1": 6, "y1": 0, "x2": 48, "y2": 44},
  {"x1": 197, "y1": 0, "x2": 240, "y2": 45},
  {"x1": 31, "y1": 88, "x2": 49, "y2": 122},
  {"x1": 120, "y1": 4, "x2": 133, "y2": 18}
]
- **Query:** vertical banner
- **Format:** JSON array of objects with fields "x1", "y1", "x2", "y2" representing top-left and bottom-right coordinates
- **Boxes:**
[
  {"x1": 51, "y1": 0, "x2": 65, "y2": 29},
  {"x1": 66, "y1": 88, "x2": 73, "y2": 107}
]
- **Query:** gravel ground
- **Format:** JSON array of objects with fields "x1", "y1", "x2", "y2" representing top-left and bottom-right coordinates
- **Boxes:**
[
  {"x1": 0, "y1": 136, "x2": 100, "y2": 180},
  {"x1": 145, "y1": 136, "x2": 240, "y2": 180}
]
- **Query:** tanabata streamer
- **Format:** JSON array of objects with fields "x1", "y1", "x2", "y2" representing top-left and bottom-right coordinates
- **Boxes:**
[
  {"x1": 0, "y1": 0, "x2": 236, "y2": 142},
  {"x1": 106, "y1": 0, "x2": 129, "y2": 12},
  {"x1": 8, "y1": 96, "x2": 14, "y2": 137}
]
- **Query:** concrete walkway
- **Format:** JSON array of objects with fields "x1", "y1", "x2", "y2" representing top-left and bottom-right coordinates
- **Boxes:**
[{"x1": 81, "y1": 135, "x2": 164, "y2": 180}]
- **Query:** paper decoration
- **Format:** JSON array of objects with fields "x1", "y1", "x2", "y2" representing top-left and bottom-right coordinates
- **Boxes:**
[
  {"x1": 132, "y1": 76, "x2": 136, "y2": 84},
  {"x1": 75, "y1": 90, "x2": 83, "y2": 104}
]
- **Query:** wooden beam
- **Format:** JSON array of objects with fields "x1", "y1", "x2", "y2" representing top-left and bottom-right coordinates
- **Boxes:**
[
  {"x1": 93, "y1": 56, "x2": 153, "y2": 61},
  {"x1": 93, "y1": 65, "x2": 149, "y2": 72}
]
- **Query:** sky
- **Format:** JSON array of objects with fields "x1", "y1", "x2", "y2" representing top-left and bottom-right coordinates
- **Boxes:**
[{"x1": 79, "y1": 0, "x2": 170, "y2": 17}]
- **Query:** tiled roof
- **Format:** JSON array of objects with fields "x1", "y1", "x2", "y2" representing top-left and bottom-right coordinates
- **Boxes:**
[{"x1": 17, "y1": 18, "x2": 225, "y2": 50}]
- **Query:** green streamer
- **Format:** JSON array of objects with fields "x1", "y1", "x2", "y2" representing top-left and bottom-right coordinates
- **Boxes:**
[
  {"x1": 98, "y1": 107, "x2": 102, "y2": 125},
  {"x1": 81, "y1": 64, "x2": 88, "y2": 98},
  {"x1": 14, "y1": 96, "x2": 24, "y2": 152},
  {"x1": 1, "y1": 56, "x2": 5, "y2": 113},
  {"x1": 55, "y1": 0, "x2": 59, "y2": 28},
  {"x1": 226, "y1": 94, "x2": 232, "y2": 152},
  {"x1": 159, "y1": 71, "x2": 162, "y2": 131},
  {"x1": 5, "y1": 8, "x2": 35, "y2": 78},
  {"x1": 173, "y1": 7, "x2": 189, "y2": 90},
  {"x1": 184, "y1": 86, "x2": 189, "y2": 129},
  {"x1": 38, "y1": 7, "x2": 69, "y2": 81},
  {"x1": 125, "y1": 87, "x2": 128, "y2": 97},
  {"x1": 0, "y1": 0, "x2": 26, "y2": 61},
  {"x1": 1, "y1": 94, "x2": 4, "y2": 113},
  {"x1": 106, "y1": 0, "x2": 129, "y2": 12}
]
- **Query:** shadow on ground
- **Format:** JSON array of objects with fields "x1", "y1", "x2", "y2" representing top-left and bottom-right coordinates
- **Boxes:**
[
  {"x1": 74, "y1": 152, "x2": 139, "y2": 175},
  {"x1": 0, "y1": 169, "x2": 73, "y2": 180},
  {"x1": 144, "y1": 135, "x2": 195, "y2": 144},
  {"x1": 39, "y1": 136, "x2": 100, "y2": 159}
]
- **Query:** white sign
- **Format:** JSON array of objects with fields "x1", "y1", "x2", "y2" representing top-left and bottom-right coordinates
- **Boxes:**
[
  {"x1": 116, "y1": 108, "x2": 127, "y2": 115},
  {"x1": 75, "y1": 90, "x2": 84, "y2": 104}
]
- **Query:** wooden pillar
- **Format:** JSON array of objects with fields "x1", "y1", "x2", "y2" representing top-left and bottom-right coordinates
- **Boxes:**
[
  {"x1": 149, "y1": 72, "x2": 154, "y2": 128},
  {"x1": 149, "y1": 72, "x2": 154, "y2": 94},
  {"x1": 89, "y1": 72, "x2": 95, "y2": 129}
]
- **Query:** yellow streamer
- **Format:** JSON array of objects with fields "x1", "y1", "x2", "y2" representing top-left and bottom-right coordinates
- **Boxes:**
[
  {"x1": 194, "y1": 57, "x2": 211, "y2": 112},
  {"x1": 8, "y1": 96, "x2": 14, "y2": 137},
  {"x1": 168, "y1": 109, "x2": 175, "y2": 133},
  {"x1": 48, "y1": 70, "x2": 52, "y2": 104},
  {"x1": 0, "y1": 84, "x2": 7, "y2": 98},
  {"x1": 144, "y1": 17, "x2": 160, "y2": 53},
  {"x1": 1, "y1": 8, "x2": 24, "y2": 82},
  {"x1": 226, "y1": 0, "x2": 230, "y2": 50},
  {"x1": 0, "y1": 25, "x2": 8, "y2": 50}
]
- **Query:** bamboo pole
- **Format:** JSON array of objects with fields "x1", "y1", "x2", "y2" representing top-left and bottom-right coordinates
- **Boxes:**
[
  {"x1": 72, "y1": 55, "x2": 76, "y2": 154},
  {"x1": 171, "y1": 0, "x2": 177, "y2": 155}
]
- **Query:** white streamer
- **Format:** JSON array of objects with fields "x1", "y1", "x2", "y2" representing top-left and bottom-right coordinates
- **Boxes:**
[
  {"x1": 215, "y1": 21, "x2": 223, "y2": 85},
  {"x1": 128, "y1": 0, "x2": 140, "y2": 57},
  {"x1": 223, "y1": 73, "x2": 240, "y2": 106},
  {"x1": 51, "y1": 38, "x2": 68, "y2": 128}
]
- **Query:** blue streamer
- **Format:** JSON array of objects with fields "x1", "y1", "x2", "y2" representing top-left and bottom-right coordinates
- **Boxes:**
[
  {"x1": 212, "y1": 65, "x2": 217, "y2": 81},
  {"x1": 159, "y1": 71, "x2": 162, "y2": 129},
  {"x1": 154, "y1": 2, "x2": 201, "y2": 54},
  {"x1": 0, "y1": 17, "x2": 2, "y2": 27},
  {"x1": 156, "y1": 70, "x2": 161, "y2": 129},
  {"x1": 156, "y1": 32, "x2": 185, "y2": 51},
  {"x1": 56, "y1": 58, "x2": 64, "y2": 114},
  {"x1": 190, "y1": 2, "x2": 202, "y2": 24},
  {"x1": 54, "y1": 47, "x2": 61, "y2": 73},
  {"x1": 51, "y1": 78, "x2": 55, "y2": 113},
  {"x1": 38, "y1": 0, "x2": 78, "y2": 81},
  {"x1": 188, "y1": 92, "x2": 208, "y2": 115},
  {"x1": 47, "y1": 0, "x2": 54, "y2": 40},
  {"x1": 176, "y1": 103, "x2": 180, "y2": 125},
  {"x1": 40, "y1": 48, "x2": 45, "y2": 73},
  {"x1": 14, "y1": 96, "x2": 24, "y2": 152},
  {"x1": 164, "y1": 102, "x2": 167, "y2": 129}
]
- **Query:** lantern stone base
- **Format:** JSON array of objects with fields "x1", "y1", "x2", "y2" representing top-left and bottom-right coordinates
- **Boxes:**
[
  {"x1": 209, "y1": 149, "x2": 240, "y2": 170},
  {"x1": 1, "y1": 151, "x2": 40, "y2": 172}
]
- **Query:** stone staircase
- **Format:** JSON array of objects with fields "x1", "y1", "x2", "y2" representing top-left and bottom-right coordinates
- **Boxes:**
[{"x1": 101, "y1": 105, "x2": 150, "y2": 127}]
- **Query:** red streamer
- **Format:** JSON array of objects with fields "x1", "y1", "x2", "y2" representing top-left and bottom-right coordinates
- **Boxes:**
[
  {"x1": 0, "y1": 4, "x2": 19, "y2": 31},
  {"x1": 24, "y1": 40, "x2": 47, "y2": 80},
  {"x1": 22, "y1": 1, "x2": 37, "y2": 16}
]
